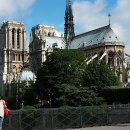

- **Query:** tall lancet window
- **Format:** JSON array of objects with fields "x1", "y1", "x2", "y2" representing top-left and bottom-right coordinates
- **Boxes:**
[
  {"x1": 17, "y1": 29, "x2": 20, "y2": 49},
  {"x1": 117, "y1": 51, "x2": 122, "y2": 67},
  {"x1": 12, "y1": 28, "x2": 15, "y2": 48},
  {"x1": 108, "y1": 51, "x2": 114, "y2": 67}
]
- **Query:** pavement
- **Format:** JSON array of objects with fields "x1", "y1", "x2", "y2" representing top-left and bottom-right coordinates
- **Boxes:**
[{"x1": 67, "y1": 124, "x2": 130, "y2": 130}]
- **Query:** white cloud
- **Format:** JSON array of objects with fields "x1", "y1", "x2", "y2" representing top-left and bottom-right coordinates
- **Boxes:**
[
  {"x1": 0, "y1": 0, "x2": 36, "y2": 18},
  {"x1": 112, "y1": 0, "x2": 130, "y2": 25},
  {"x1": 112, "y1": 0, "x2": 130, "y2": 53},
  {"x1": 73, "y1": 0, "x2": 130, "y2": 53},
  {"x1": 73, "y1": 0, "x2": 107, "y2": 32}
]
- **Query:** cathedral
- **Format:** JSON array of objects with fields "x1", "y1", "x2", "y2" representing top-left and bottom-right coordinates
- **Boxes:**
[
  {"x1": 29, "y1": 24, "x2": 64, "y2": 73},
  {"x1": 0, "y1": 22, "x2": 64, "y2": 95},
  {"x1": 64, "y1": 0, "x2": 130, "y2": 83},
  {"x1": 0, "y1": 0, "x2": 130, "y2": 96},
  {"x1": 0, "y1": 21, "x2": 27, "y2": 95}
]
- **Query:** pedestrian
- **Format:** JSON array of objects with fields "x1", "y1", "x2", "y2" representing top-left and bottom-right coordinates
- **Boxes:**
[{"x1": 0, "y1": 95, "x2": 8, "y2": 130}]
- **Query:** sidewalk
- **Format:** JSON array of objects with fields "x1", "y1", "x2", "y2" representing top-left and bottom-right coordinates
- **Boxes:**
[{"x1": 67, "y1": 124, "x2": 130, "y2": 130}]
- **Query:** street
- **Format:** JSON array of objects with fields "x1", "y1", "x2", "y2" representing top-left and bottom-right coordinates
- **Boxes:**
[{"x1": 67, "y1": 124, "x2": 130, "y2": 130}]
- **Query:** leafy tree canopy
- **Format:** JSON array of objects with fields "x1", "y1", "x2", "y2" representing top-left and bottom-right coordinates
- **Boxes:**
[
  {"x1": 32, "y1": 50, "x2": 120, "y2": 107},
  {"x1": 83, "y1": 60, "x2": 120, "y2": 89},
  {"x1": 34, "y1": 49, "x2": 87, "y2": 107}
]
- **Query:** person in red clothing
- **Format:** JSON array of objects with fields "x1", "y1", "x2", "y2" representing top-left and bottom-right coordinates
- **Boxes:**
[{"x1": 0, "y1": 95, "x2": 7, "y2": 130}]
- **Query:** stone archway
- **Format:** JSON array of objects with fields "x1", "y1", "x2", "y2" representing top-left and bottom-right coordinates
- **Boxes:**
[
  {"x1": 108, "y1": 51, "x2": 114, "y2": 67},
  {"x1": 13, "y1": 65, "x2": 17, "y2": 73}
]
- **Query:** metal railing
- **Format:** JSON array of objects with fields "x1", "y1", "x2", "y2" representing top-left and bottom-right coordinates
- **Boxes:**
[{"x1": 3, "y1": 104, "x2": 130, "y2": 130}]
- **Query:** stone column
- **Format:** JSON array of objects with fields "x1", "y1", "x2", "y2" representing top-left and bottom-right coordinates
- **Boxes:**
[
  {"x1": 114, "y1": 46, "x2": 117, "y2": 66},
  {"x1": 128, "y1": 70, "x2": 130, "y2": 82},
  {"x1": 114, "y1": 54, "x2": 117, "y2": 67},
  {"x1": 16, "y1": 54, "x2": 18, "y2": 61},
  {"x1": 120, "y1": 73, "x2": 123, "y2": 82},
  {"x1": 113, "y1": 47, "x2": 117, "y2": 77},
  {"x1": 23, "y1": 29, "x2": 26, "y2": 62},
  {"x1": 7, "y1": 28, "x2": 12, "y2": 73},
  {"x1": 42, "y1": 51, "x2": 45, "y2": 62},
  {"x1": 5, "y1": 28, "x2": 7, "y2": 49},
  {"x1": 19, "y1": 29, "x2": 22, "y2": 49},
  {"x1": 4, "y1": 50, "x2": 7, "y2": 74},
  {"x1": 14, "y1": 28, "x2": 17, "y2": 49},
  {"x1": 7, "y1": 28, "x2": 10, "y2": 49},
  {"x1": 9, "y1": 28, "x2": 12, "y2": 49}
]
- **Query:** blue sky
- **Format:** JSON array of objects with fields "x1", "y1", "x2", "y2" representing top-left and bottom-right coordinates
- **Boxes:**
[{"x1": 0, "y1": 0, "x2": 130, "y2": 53}]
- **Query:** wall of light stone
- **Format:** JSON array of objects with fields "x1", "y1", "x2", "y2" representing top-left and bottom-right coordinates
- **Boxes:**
[{"x1": 0, "y1": 21, "x2": 27, "y2": 95}]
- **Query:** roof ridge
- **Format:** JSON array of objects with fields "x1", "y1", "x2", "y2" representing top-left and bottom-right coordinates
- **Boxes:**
[
  {"x1": 70, "y1": 24, "x2": 124, "y2": 48},
  {"x1": 74, "y1": 25, "x2": 110, "y2": 39}
]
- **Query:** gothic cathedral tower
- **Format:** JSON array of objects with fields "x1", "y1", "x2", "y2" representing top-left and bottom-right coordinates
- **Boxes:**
[
  {"x1": 0, "y1": 21, "x2": 27, "y2": 95},
  {"x1": 64, "y1": 0, "x2": 75, "y2": 49}
]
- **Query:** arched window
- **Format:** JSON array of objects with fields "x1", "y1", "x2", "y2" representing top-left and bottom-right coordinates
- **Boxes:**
[
  {"x1": 17, "y1": 29, "x2": 20, "y2": 49},
  {"x1": 13, "y1": 54, "x2": 15, "y2": 61},
  {"x1": 48, "y1": 32, "x2": 51, "y2": 37},
  {"x1": 16, "y1": 54, "x2": 18, "y2": 61},
  {"x1": 18, "y1": 54, "x2": 21, "y2": 61},
  {"x1": 108, "y1": 51, "x2": 114, "y2": 67},
  {"x1": 12, "y1": 28, "x2": 15, "y2": 48},
  {"x1": 13, "y1": 65, "x2": 17, "y2": 73},
  {"x1": 117, "y1": 51, "x2": 122, "y2": 66}
]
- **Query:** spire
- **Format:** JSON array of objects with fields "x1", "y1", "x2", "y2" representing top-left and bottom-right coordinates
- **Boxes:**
[
  {"x1": 66, "y1": 0, "x2": 70, "y2": 9},
  {"x1": 66, "y1": 0, "x2": 71, "y2": 13},
  {"x1": 108, "y1": 13, "x2": 111, "y2": 26},
  {"x1": 64, "y1": 0, "x2": 75, "y2": 49}
]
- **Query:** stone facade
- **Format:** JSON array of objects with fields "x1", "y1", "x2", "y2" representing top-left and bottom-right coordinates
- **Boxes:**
[
  {"x1": 126, "y1": 62, "x2": 130, "y2": 83},
  {"x1": 65, "y1": 0, "x2": 130, "y2": 83},
  {"x1": 29, "y1": 24, "x2": 64, "y2": 73},
  {"x1": 84, "y1": 43, "x2": 125, "y2": 82},
  {"x1": 0, "y1": 21, "x2": 27, "y2": 95},
  {"x1": 69, "y1": 26, "x2": 126, "y2": 82}
]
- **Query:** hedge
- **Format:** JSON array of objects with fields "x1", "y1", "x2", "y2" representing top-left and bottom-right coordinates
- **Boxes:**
[{"x1": 100, "y1": 88, "x2": 130, "y2": 104}]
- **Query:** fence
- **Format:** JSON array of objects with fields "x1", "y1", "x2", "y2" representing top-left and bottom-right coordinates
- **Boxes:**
[{"x1": 3, "y1": 104, "x2": 130, "y2": 130}]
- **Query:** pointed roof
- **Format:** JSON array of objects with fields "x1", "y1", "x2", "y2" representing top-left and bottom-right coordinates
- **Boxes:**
[
  {"x1": 64, "y1": 0, "x2": 75, "y2": 49},
  {"x1": 69, "y1": 25, "x2": 124, "y2": 49},
  {"x1": 66, "y1": 0, "x2": 70, "y2": 9},
  {"x1": 65, "y1": 0, "x2": 73, "y2": 15},
  {"x1": 66, "y1": 0, "x2": 71, "y2": 11}
]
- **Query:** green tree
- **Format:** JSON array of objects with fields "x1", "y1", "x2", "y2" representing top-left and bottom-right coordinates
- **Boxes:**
[
  {"x1": 55, "y1": 84, "x2": 104, "y2": 107},
  {"x1": 23, "y1": 50, "x2": 120, "y2": 107},
  {"x1": 23, "y1": 82, "x2": 37, "y2": 107},
  {"x1": 35, "y1": 49, "x2": 87, "y2": 107},
  {"x1": 82, "y1": 60, "x2": 120, "y2": 89},
  {"x1": 8, "y1": 81, "x2": 37, "y2": 109}
]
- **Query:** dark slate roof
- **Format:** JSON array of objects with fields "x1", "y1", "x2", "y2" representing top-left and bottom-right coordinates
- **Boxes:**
[{"x1": 69, "y1": 25, "x2": 124, "y2": 49}]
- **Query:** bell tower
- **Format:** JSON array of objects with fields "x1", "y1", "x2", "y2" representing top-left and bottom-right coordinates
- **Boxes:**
[{"x1": 64, "y1": 0, "x2": 75, "y2": 49}]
